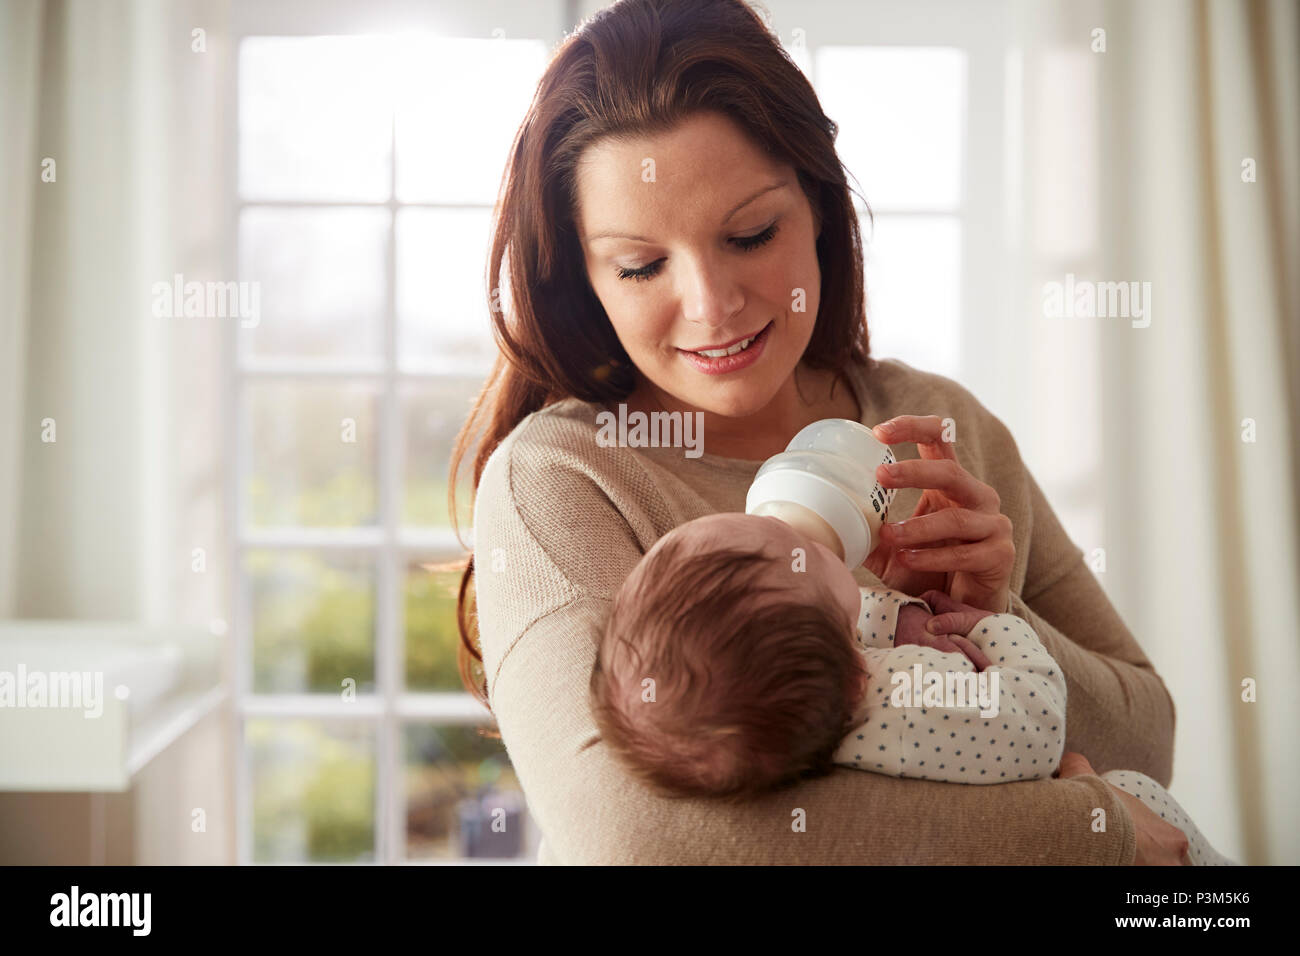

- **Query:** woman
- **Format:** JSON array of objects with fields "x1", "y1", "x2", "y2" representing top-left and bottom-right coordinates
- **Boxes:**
[{"x1": 450, "y1": 0, "x2": 1186, "y2": 864}]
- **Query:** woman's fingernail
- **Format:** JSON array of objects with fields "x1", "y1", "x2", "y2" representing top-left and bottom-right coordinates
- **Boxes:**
[{"x1": 925, "y1": 619, "x2": 940, "y2": 633}]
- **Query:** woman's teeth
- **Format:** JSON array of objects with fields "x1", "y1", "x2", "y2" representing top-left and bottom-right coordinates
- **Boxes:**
[{"x1": 694, "y1": 334, "x2": 757, "y2": 358}]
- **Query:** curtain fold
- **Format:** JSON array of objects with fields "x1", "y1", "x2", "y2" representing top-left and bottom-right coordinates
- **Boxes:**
[
  {"x1": 1093, "y1": 0, "x2": 1300, "y2": 865},
  {"x1": 1, "y1": 0, "x2": 232, "y2": 626},
  {"x1": 0, "y1": 1, "x2": 45, "y2": 617}
]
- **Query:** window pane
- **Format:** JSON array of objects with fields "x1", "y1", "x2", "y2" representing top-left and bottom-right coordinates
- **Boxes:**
[
  {"x1": 816, "y1": 47, "x2": 965, "y2": 209},
  {"x1": 245, "y1": 382, "x2": 380, "y2": 528},
  {"x1": 238, "y1": 207, "x2": 388, "y2": 360},
  {"x1": 247, "y1": 550, "x2": 375, "y2": 695},
  {"x1": 249, "y1": 719, "x2": 375, "y2": 863},
  {"x1": 396, "y1": 208, "x2": 496, "y2": 374},
  {"x1": 405, "y1": 562, "x2": 480, "y2": 693},
  {"x1": 393, "y1": 38, "x2": 546, "y2": 204},
  {"x1": 239, "y1": 36, "x2": 392, "y2": 201},
  {"x1": 863, "y1": 213, "x2": 961, "y2": 379},
  {"x1": 404, "y1": 723, "x2": 530, "y2": 860},
  {"x1": 401, "y1": 378, "x2": 481, "y2": 528}
]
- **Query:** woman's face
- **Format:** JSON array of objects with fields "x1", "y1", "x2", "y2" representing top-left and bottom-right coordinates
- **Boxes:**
[{"x1": 574, "y1": 110, "x2": 822, "y2": 420}]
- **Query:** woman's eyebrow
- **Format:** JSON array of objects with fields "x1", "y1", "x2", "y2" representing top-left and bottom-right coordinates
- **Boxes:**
[{"x1": 585, "y1": 179, "x2": 788, "y2": 243}]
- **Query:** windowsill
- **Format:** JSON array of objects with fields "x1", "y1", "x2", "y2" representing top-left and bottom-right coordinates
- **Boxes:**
[{"x1": 0, "y1": 621, "x2": 224, "y2": 791}]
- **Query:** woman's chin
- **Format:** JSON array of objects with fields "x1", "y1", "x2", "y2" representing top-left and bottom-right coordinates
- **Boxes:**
[{"x1": 697, "y1": 377, "x2": 788, "y2": 418}]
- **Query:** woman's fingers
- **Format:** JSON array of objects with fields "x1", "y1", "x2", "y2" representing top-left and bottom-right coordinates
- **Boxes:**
[
  {"x1": 876, "y1": 458, "x2": 1000, "y2": 512},
  {"x1": 872, "y1": 415, "x2": 957, "y2": 460},
  {"x1": 881, "y1": 508, "x2": 1010, "y2": 548},
  {"x1": 919, "y1": 589, "x2": 963, "y2": 614},
  {"x1": 894, "y1": 538, "x2": 1016, "y2": 573},
  {"x1": 1056, "y1": 752, "x2": 1096, "y2": 779}
]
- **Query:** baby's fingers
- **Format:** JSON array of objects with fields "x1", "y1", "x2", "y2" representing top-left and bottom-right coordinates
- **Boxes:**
[
  {"x1": 920, "y1": 589, "x2": 964, "y2": 615},
  {"x1": 925, "y1": 609, "x2": 992, "y2": 637},
  {"x1": 947, "y1": 635, "x2": 991, "y2": 672}
]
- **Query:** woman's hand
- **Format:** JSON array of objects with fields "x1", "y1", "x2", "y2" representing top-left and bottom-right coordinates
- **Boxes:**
[
  {"x1": 864, "y1": 415, "x2": 1015, "y2": 614},
  {"x1": 1057, "y1": 753, "x2": 1191, "y2": 865}
]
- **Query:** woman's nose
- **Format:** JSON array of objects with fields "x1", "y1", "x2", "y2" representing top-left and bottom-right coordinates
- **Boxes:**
[{"x1": 678, "y1": 256, "x2": 745, "y2": 329}]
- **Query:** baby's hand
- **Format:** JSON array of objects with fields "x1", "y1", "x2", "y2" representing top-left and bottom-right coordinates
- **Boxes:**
[
  {"x1": 894, "y1": 603, "x2": 991, "y2": 671},
  {"x1": 920, "y1": 590, "x2": 998, "y2": 638}
]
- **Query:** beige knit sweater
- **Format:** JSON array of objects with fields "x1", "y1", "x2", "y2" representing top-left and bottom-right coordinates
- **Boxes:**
[{"x1": 472, "y1": 356, "x2": 1176, "y2": 864}]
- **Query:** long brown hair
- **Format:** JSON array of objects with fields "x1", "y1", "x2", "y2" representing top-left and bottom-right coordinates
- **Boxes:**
[{"x1": 449, "y1": 0, "x2": 872, "y2": 710}]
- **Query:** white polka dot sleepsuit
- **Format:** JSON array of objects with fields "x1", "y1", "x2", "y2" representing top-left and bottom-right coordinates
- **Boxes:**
[{"x1": 835, "y1": 585, "x2": 1236, "y2": 865}]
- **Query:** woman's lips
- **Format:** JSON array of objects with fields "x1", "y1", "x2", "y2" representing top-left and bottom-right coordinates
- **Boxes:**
[{"x1": 677, "y1": 321, "x2": 773, "y2": 375}]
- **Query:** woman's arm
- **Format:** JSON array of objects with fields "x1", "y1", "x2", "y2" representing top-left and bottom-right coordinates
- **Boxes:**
[
  {"x1": 1010, "y1": 466, "x2": 1176, "y2": 785},
  {"x1": 472, "y1": 428, "x2": 1140, "y2": 864},
  {"x1": 492, "y1": 595, "x2": 1137, "y2": 864},
  {"x1": 870, "y1": 389, "x2": 1177, "y2": 789}
]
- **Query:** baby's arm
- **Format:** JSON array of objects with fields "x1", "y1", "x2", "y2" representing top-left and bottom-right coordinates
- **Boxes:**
[
  {"x1": 835, "y1": 611, "x2": 1068, "y2": 784},
  {"x1": 853, "y1": 585, "x2": 929, "y2": 649},
  {"x1": 856, "y1": 586, "x2": 990, "y2": 670}
]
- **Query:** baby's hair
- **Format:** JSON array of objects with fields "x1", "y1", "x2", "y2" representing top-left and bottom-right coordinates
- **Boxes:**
[{"x1": 590, "y1": 530, "x2": 866, "y2": 801}]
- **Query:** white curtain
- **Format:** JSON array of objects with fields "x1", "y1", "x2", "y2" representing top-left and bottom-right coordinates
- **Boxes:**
[
  {"x1": 1014, "y1": 0, "x2": 1299, "y2": 864},
  {"x1": 0, "y1": 0, "x2": 44, "y2": 617},
  {"x1": 0, "y1": 0, "x2": 231, "y2": 627}
]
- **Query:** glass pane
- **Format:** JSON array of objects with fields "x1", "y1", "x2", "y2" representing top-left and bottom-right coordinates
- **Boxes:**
[
  {"x1": 401, "y1": 378, "x2": 481, "y2": 528},
  {"x1": 396, "y1": 208, "x2": 496, "y2": 374},
  {"x1": 238, "y1": 207, "x2": 388, "y2": 359},
  {"x1": 247, "y1": 550, "x2": 375, "y2": 695},
  {"x1": 863, "y1": 213, "x2": 962, "y2": 379},
  {"x1": 405, "y1": 562, "x2": 481, "y2": 693},
  {"x1": 816, "y1": 47, "x2": 966, "y2": 209},
  {"x1": 249, "y1": 719, "x2": 375, "y2": 863},
  {"x1": 245, "y1": 382, "x2": 380, "y2": 528},
  {"x1": 239, "y1": 36, "x2": 392, "y2": 201},
  {"x1": 393, "y1": 37, "x2": 547, "y2": 204},
  {"x1": 404, "y1": 723, "x2": 531, "y2": 860}
]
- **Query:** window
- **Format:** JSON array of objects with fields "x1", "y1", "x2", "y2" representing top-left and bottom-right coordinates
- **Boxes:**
[
  {"x1": 773, "y1": 0, "x2": 1104, "y2": 556},
  {"x1": 228, "y1": 0, "x2": 1104, "y2": 863},
  {"x1": 815, "y1": 45, "x2": 967, "y2": 380},
  {"x1": 232, "y1": 31, "x2": 548, "y2": 864}
]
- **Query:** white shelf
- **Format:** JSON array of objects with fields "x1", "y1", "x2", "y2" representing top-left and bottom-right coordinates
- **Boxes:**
[{"x1": 0, "y1": 621, "x2": 224, "y2": 791}]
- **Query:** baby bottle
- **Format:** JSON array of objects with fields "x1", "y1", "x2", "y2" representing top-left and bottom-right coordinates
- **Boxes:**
[{"x1": 744, "y1": 419, "x2": 897, "y2": 567}]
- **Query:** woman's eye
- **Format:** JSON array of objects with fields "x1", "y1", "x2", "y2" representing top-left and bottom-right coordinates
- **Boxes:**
[
  {"x1": 615, "y1": 221, "x2": 780, "y2": 282},
  {"x1": 616, "y1": 261, "x2": 662, "y2": 282},
  {"x1": 733, "y1": 221, "x2": 779, "y2": 251}
]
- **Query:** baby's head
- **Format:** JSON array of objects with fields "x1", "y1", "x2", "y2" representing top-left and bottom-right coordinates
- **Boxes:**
[{"x1": 589, "y1": 512, "x2": 868, "y2": 801}]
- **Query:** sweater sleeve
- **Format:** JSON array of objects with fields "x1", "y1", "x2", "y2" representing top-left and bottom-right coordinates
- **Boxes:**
[
  {"x1": 471, "y1": 424, "x2": 1140, "y2": 865},
  {"x1": 874, "y1": 358, "x2": 1176, "y2": 788},
  {"x1": 1009, "y1": 466, "x2": 1177, "y2": 786}
]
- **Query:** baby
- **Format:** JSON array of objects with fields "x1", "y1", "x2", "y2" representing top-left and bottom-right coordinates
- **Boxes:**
[{"x1": 589, "y1": 510, "x2": 1236, "y2": 865}]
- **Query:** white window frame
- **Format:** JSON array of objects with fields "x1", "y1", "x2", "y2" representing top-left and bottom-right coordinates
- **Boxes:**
[{"x1": 223, "y1": 0, "x2": 570, "y2": 866}]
